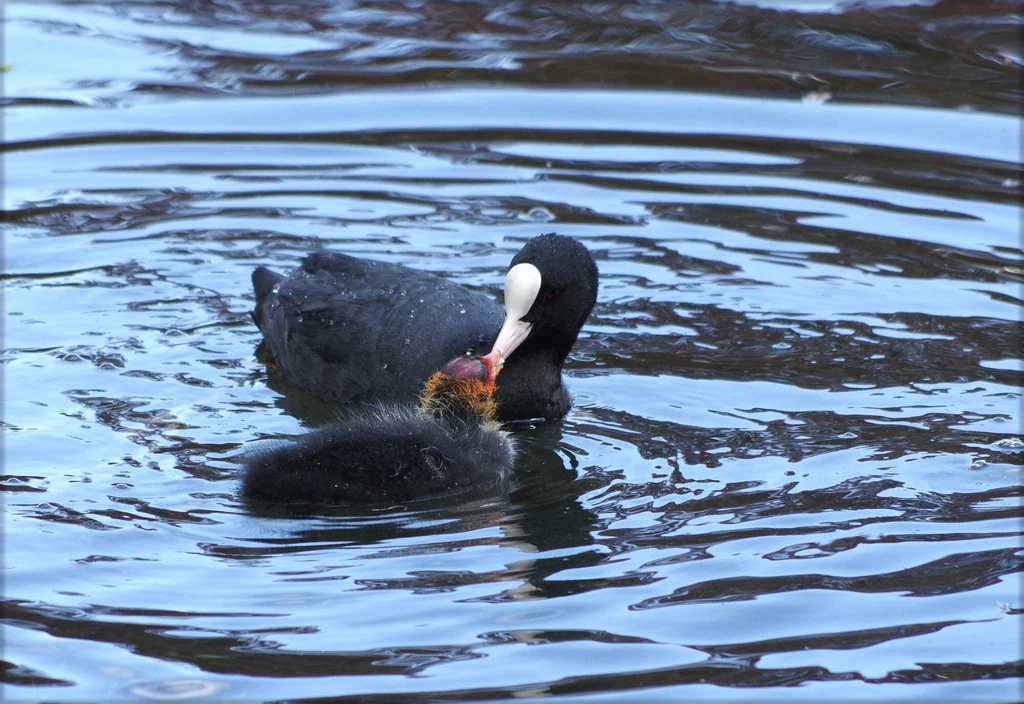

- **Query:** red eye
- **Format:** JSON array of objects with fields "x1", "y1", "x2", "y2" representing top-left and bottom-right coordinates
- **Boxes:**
[{"x1": 545, "y1": 289, "x2": 562, "y2": 300}]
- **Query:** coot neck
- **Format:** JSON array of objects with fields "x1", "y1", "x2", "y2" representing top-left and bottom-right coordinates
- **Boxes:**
[
  {"x1": 494, "y1": 335, "x2": 573, "y2": 421},
  {"x1": 513, "y1": 328, "x2": 574, "y2": 373}
]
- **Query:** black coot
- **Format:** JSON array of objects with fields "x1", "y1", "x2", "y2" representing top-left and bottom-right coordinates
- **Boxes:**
[
  {"x1": 251, "y1": 233, "x2": 597, "y2": 421},
  {"x1": 242, "y1": 355, "x2": 513, "y2": 505}
]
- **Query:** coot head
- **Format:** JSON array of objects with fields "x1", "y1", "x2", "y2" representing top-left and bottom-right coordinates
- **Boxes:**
[
  {"x1": 421, "y1": 353, "x2": 501, "y2": 419},
  {"x1": 482, "y1": 234, "x2": 598, "y2": 395}
]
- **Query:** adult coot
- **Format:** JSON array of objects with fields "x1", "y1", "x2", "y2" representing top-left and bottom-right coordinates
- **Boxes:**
[
  {"x1": 251, "y1": 233, "x2": 597, "y2": 421},
  {"x1": 242, "y1": 354, "x2": 513, "y2": 505}
]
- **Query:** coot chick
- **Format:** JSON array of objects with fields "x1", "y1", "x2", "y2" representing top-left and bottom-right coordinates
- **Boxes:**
[
  {"x1": 241, "y1": 354, "x2": 514, "y2": 505},
  {"x1": 251, "y1": 233, "x2": 597, "y2": 422}
]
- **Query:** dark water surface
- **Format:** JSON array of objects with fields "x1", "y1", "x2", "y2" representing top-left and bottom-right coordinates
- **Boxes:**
[{"x1": 3, "y1": 1, "x2": 1022, "y2": 701}]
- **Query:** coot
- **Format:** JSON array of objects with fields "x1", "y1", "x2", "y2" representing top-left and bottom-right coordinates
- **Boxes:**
[
  {"x1": 242, "y1": 354, "x2": 513, "y2": 505},
  {"x1": 251, "y1": 233, "x2": 597, "y2": 421}
]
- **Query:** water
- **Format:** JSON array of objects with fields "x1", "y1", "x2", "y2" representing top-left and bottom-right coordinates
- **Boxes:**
[{"x1": 3, "y1": 1, "x2": 1022, "y2": 701}]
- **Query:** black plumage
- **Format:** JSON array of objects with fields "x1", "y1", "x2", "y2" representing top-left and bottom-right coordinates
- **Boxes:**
[
  {"x1": 251, "y1": 233, "x2": 597, "y2": 421},
  {"x1": 241, "y1": 355, "x2": 514, "y2": 505}
]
